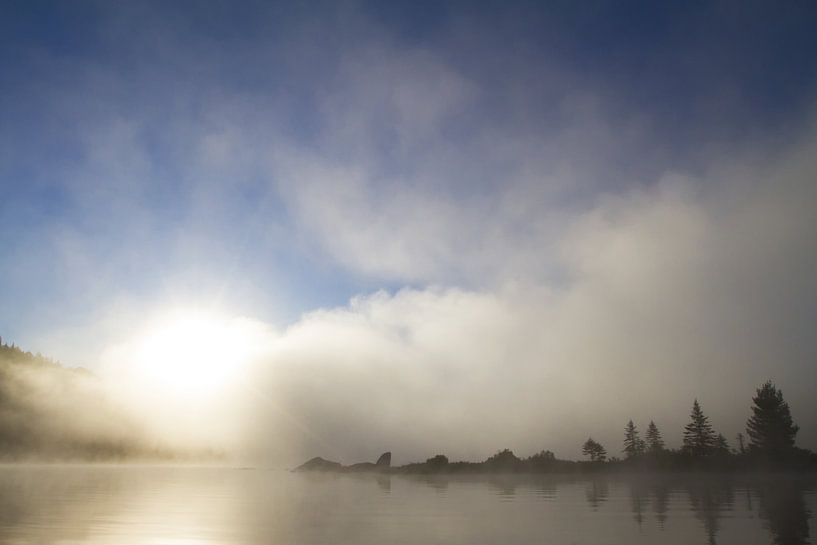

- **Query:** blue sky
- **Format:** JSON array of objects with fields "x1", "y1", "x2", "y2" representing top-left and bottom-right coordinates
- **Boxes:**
[{"x1": 2, "y1": 1, "x2": 817, "y2": 457}]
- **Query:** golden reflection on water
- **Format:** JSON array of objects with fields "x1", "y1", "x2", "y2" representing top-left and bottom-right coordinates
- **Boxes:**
[{"x1": 0, "y1": 466, "x2": 813, "y2": 545}]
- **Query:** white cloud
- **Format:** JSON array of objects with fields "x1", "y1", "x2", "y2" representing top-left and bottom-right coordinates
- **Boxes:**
[
  {"x1": 9, "y1": 5, "x2": 817, "y2": 466},
  {"x1": 238, "y1": 124, "x2": 817, "y2": 465}
]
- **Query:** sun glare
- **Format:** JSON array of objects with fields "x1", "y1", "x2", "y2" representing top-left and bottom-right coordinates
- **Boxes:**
[{"x1": 132, "y1": 310, "x2": 256, "y2": 397}]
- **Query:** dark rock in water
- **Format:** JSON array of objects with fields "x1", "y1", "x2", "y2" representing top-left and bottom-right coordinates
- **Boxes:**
[
  {"x1": 294, "y1": 451, "x2": 393, "y2": 473},
  {"x1": 293, "y1": 457, "x2": 342, "y2": 472},
  {"x1": 350, "y1": 452, "x2": 391, "y2": 471},
  {"x1": 376, "y1": 452, "x2": 391, "y2": 467}
]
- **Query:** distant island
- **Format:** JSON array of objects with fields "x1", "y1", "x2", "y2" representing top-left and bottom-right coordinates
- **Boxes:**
[{"x1": 295, "y1": 381, "x2": 817, "y2": 474}]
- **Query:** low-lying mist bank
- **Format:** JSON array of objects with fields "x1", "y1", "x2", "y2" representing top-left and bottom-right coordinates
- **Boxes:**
[
  {"x1": 4, "y1": 334, "x2": 815, "y2": 470},
  {"x1": 0, "y1": 341, "x2": 218, "y2": 462}
]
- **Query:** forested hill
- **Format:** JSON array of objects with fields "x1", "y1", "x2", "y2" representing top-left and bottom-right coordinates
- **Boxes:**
[
  {"x1": 0, "y1": 341, "x2": 89, "y2": 376},
  {"x1": 0, "y1": 340, "x2": 172, "y2": 461}
]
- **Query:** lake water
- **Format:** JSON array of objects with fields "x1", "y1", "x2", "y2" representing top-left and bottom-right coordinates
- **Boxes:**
[{"x1": 0, "y1": 466, "x2": 813, "y2": 544}]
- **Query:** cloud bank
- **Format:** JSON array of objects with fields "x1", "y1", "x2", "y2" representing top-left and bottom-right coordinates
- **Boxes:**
[
  {"x1": 240, "y1": 116, "x2": 817, "y2": 465},
  {"x1": 1, "y1": 2, "x2": 816, "y2": 464}
]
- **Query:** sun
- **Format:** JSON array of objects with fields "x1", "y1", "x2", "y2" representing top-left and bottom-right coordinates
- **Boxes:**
[{"x1": 131, "y1": 310, "x2": 257, "y2": 398}]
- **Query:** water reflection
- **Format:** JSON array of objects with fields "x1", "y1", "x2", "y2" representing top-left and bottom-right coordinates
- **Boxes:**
[
  {"x1": 0, "y1": 466, "x2": 132, "y2": 543},
  {"x1": 618, "y1": 475, "x2": 812, "y2": 545},
  {"x1": 687, "y1": 478, "x2": 734, "y2": 545},
  {"x1": 757, "y1": 480, "x2": 811, "y2": 545},
  {"x1": 628, "y1": 480, "x2": 649, "y2": 528},
  {"x1": 650, "y1": 481, "x2": 669, "y2": 528},
  {"x1": 375, "y1": 474, "x2": 391, "y2": 493},
  {"x1": 488, "y1": 476, "x2": 518, "y2": 500},
  {"x1": 414, "y1": 475, "x2": 450, "y2": 493},
  {"x1": 533, "y1": 480, "x2": 557, "y2": 501},
  {"x1": 0, "y1": 467, "x2": 813, "y2": 545},
  {"x1": 585, "y1": 479, "x2": 608, "y2": 510}
]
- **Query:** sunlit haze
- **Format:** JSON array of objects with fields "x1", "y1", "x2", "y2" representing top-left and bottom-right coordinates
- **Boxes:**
[
  {"x1": 1, "y1": 1, "x2": 816, "y2": 468},
  {"x1": 129, "y1": 310, "x2": 255, "y2": 397}
]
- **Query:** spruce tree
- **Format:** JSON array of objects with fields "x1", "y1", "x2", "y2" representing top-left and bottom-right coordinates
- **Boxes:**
[
  {"x1": 683, "y1": 399, "x2": 716, "y2": 456},
  {"x1": 746, "y1": 381, "x2": 799, "y2": 459},
  {"x1": 623, "y1": 420, "x2": 643, "y2": 459},
  {"x1": 645, "y1": 420, "x2": 665, "y2": 453}
]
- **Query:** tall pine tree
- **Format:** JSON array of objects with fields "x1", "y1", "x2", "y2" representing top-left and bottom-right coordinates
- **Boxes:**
[
  {"x1": 746, "y1": 381, "x2": 799, "y2": 459},
  {"x1": 683, "y1": 399, "x2": 716, "y2": 456},
  {"x1": 623, "y1": 420, "x2": 644, "y2": 459},
  {"x1": 645, "y1": 420, "x2": 665, "y2": 453}
]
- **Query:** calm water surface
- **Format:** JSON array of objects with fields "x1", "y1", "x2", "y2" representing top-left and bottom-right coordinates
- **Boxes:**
[{"x1": 0, "y1": 466, "x2": 813, "y2": 544}]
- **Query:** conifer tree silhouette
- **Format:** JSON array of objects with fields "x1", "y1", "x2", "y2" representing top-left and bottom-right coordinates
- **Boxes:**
[
  {"x1": 645, "y1": 420, "x2": 665, "y2": 453},
  {"x1": 746, "y1": 381, "x2": 799, "y2": 460},
  {"x1": 683, "y1": 399, "x2": 716, "y2": 456}
]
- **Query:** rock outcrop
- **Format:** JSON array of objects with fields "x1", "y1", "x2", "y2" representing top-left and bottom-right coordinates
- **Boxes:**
[
  {"x1": 376, "y1": 451, "x2": 391, "y2": 467},
  {"x1": 293, "y1": 456, "x2": 343, "y2": 472},
  {"x1": 294, "y1": 452, "x2": 391, "y2": 472}
]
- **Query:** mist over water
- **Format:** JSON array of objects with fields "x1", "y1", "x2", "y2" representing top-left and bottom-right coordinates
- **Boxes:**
[{"x1": 0, "y1": 467, "x2": 812, "y2": 545}]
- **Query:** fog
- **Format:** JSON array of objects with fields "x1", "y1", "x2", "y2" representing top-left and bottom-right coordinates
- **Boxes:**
[
  {"x1": 2, "y1": 2, "x2": 816, "y2": 466},
  {"x1": 238, "y1": 123, "x2": 817, "y2": 465},
  {"x1": 0, "y1": 344, "x2": 159, "y2": 460},
  {"x1": 75, "y1": 119, "x2": 817, "y2": 466}
]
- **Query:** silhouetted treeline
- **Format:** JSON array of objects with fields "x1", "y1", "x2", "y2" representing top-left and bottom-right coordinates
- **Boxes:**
[
  {"x1": 298, "y1": 381, "x2": 817, "y2": 474},
  {"x1": 297, "y1": 449, "x2": 579, "y2": 474},
  {"x1": 395, "y1": 449, "x2": 582, "y2": 474},
  {"x1": 579, "y1": 382, "x2": 817, "y2": 472},
  {"x1": 0, "y1": 339, "x2": 182, "y2": 461}
]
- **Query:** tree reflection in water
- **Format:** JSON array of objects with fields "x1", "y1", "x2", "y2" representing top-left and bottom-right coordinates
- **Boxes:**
[
  {"x1": 616, "y1": 475, "x2": 812, "y2": 545},
  {"x1": 650, "y1": 481, "x2": 669, "y2": 529},
  {"x1": 757, "y1": 479, "x2": 811, "y2": 545},
  {"x1": 628, "y1": 480, "x2": 649, "y2": 528},
  {"x1": 585, "y1": 479, "x2": 609, "y2": 511},
  {"x1": 687, "y1": 478, "x2": 734, "y2": 545},
  {"x1": 0, "y1": 468, "x2": 812, "y2": 545}
]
